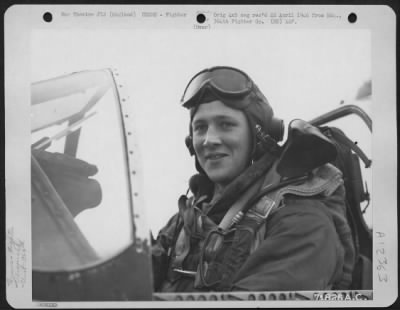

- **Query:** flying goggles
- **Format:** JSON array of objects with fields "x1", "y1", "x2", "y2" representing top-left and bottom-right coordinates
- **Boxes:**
[{"x1": 181, "y1": 66, "x2": 255, "y2": 108}]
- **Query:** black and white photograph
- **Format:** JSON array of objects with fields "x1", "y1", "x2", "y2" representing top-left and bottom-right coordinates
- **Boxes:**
[{"x1": 4, "y1": 4, "x2": 397, "y2": 308}]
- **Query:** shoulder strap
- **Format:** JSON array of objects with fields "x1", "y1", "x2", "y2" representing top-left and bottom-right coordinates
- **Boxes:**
[{"x1": 217, "y1": 178, "x2": 263, "y2": 231}]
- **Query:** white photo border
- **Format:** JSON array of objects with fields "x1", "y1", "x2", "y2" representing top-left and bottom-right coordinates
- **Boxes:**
[{"x1": 4, "y1": 4, "x2": 397, "y2": 308}]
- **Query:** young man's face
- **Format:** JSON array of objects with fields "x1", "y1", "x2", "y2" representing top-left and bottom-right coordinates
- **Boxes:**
[{"x1": 192, "y1": 100, "x2": 253, "y2": 188}]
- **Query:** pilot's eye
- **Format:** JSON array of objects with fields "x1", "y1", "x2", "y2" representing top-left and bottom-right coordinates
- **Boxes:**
[
  {"x1": 220, "y1": 121, "x2": 235, "y2": 130},
  {"x1": 193, "y1": 123, "x2": 207, "y2": 133}
]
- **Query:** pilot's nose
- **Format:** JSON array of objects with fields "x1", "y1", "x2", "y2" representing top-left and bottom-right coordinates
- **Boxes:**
[{"x1": 203, "y1": 127, "x2": 221, "y2": 146}]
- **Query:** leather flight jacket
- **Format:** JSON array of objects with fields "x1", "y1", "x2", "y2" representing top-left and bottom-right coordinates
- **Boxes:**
[{"x1": 161, "y1": 163, "x2": 354, "y2": 292}]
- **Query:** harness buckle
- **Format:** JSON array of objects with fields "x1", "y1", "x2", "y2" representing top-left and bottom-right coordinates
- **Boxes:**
[{"x1": 246, "y1": 196, "x2": 276, "y2": 221}]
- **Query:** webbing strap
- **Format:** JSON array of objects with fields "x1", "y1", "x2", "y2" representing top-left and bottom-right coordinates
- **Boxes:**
[{"x1": 217, "y1": 178, "x2": 263, "y2": 231}]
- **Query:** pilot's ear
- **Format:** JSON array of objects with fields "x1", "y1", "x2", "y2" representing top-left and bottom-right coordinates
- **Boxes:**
[{"x1": 185, "y1": 135, "x2": 195, "y2": 156}]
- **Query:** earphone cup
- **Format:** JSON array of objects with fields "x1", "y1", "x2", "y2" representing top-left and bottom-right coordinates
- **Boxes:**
[
  {"x1": 185, "y1": 135, "x2": 195, "y2": 156},
  {"x1": 270, "y1": 117, "x2": 285, "y2": 142}
]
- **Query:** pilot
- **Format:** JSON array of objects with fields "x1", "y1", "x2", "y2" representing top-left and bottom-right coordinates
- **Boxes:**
[{"x1": 151, "y1": 66, "x2": 355, "y2": 292}]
